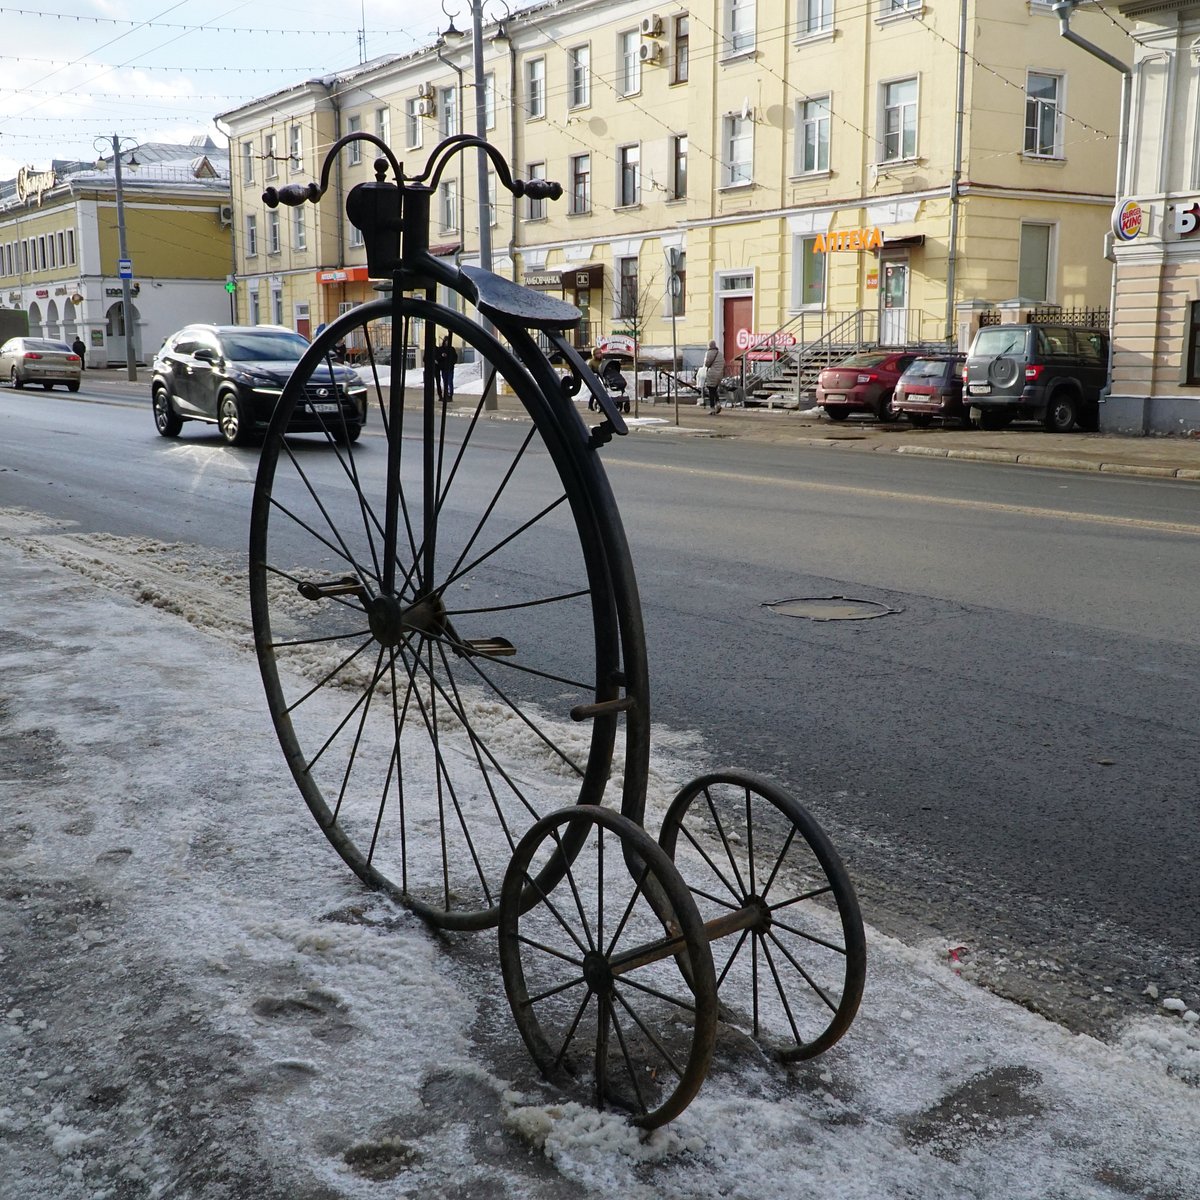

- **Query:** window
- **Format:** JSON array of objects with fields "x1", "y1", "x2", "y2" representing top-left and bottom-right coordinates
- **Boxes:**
[
  {"x1": 569, "y1": 153, "x2": 591, "y2": 213},
  {"x1": 724, "y1": 0, "x2": 755, "y2": 55},
  {"x1": 796, "y1": 235, "x2": 826, "y2": 306},
  {"x1": 405, "y1": 99, "x2": 422, "y2": 149},
  {"x1": 670, "y1": 134, "x2": 688, "y2": 199},
  {"x1": 887, "y1": 0, "x2": 920, "y2": 11},
  {"x1": 38, "y1": 236, "x2": 46, "y2": 270},
  {"x1": 47, "y1": 234, "x2": 56, "y2": 268},
  {"x1": 882, "y1": 77, "x2": 917, "y2": 161},
  {"x1": 723, "y1": 114, "x2": 753, "y2": 186},
  {"x1": 289, "y1": 124, "x2": 302, "y2": 171},
  {"x1": 619, "y1": 31, "x2": 641, "y2": 97},
  {"x1": 246, "y1": 213, "x2": 258, "y2": 257},
  {"x1": 347, "y1": 115, "x2": 362, "y2": 164},
  {"x1": 618, "y1": 144, "x2": 640, "y2": 206},
  {"x1": 439, "y1": 86, "x2": 458, "y2": 139},
  {"x1": 375, "y1": 106, "x2": 390, "y2": 144},
  {"x1": 267, "y1": 209, "x2": 281, "y2": 254},
  {"x1": 617, "y1": 256, "x2": 639, "y2": 318},
  {"x1": 484, "y1": 72, "x2": 496, "y2": 129},
  {"x1": 486, "y1": 169, "x2": 498, "y2": 227},
  {"x1": 1018, "y1": 222, "x2": 1053, "y2": 302},
  {"x1": 349, "y1": 221, "x2": 364, "y2": 248},
  {"x1": 1025, "y1": 71, "x2": 1063, "y2": 158},
  {"x1": 569, "y1": 45, "x2": 590, "y2": 108},
  {"x1": 527, "y1": 162, "x2": 547, "y2": 220},
  {"x1": 249, "y1": 289, "x2": 261, "y2": 326},
  {"x1": 271, "y1": 287, "x2": 283, "y2": 325},
  {"x1": 526, "y1": 57, "x2": 546, "y2": 118},
  {"x1": 802, "y1": 0, "x2": 832, "y2": 35},
  {"x1": 439, "y1": 179, "x2": 459, "y2": 233},
  {"x1": 1185, "y1": 303, "x2": 1200, "y2": 384},
  {"x1": 292, "y1": 206, "x2": 306, "y2": 252},
  {"x1": 265, "y1": 132, "x2": 278, "y2": 180},
  {"x1": 241, "y1": 140, "x2": 254, "y2": 183},
  {"x1": 67, "y1": 229, "x2": 75, "y2": 264},
  {"x1": 798, "y1": 96, "x2": 830, "y2": 173},
  {"x1": 672, "y1": 15, "x2": 689, "y2": 84}
]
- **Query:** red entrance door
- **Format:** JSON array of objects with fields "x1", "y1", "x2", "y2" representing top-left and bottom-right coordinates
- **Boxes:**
[{"x1": 722, "y1": 296, "x2": 752, "y2": 369}]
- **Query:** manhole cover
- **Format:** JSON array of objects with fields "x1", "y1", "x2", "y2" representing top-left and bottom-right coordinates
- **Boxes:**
[{"x1": 764, "y1": 596, "x2": 898, "y2": 622}]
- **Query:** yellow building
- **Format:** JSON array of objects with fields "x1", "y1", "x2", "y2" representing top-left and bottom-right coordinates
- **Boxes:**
[
  {"x1": 218, "y1": 1, "x2": 1126, "y2": 388},
  {"x1": 0, "y1": 139, "x2": 233, "y2": 367}
]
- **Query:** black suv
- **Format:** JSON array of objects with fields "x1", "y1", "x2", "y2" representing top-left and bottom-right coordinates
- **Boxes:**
[
  {"x1": 151, "y1": 324, "x2": 367, "y2": 446},
  {"x1": 963, "y1": 323, "x2": 1108, "y2": 432}
]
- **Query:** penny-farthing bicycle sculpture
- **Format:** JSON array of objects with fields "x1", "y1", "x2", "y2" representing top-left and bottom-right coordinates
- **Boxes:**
[{"x1": 251, "y1": 133, "x2": 866, "y2": 1129}]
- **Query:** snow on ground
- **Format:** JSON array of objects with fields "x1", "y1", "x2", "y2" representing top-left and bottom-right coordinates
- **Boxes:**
[{"x1": 0, "y1": 507, "x2": 1197, "y2": 1199}]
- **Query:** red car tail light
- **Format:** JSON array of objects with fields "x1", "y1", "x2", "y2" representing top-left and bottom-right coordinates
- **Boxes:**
[
  {"x1": 23, "y1": 352, "x2": 43, "y2": 360},
  {"x1": 1025, "y1": 364, "x2": 1043, "y2": 381},
  {"x1": 856, "y1": 372, "x2": 876, "y2": 384},
  {"x1": 66, "y1": 355, "x2": 80, "y2": 363}
]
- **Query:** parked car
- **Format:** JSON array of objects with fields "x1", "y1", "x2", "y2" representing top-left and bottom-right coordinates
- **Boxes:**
[
  {"x1": 892, "y1": 354, "x2": 969, "y2": 428},
  {"x1": 1, "y1": 337, "x2": 82, "y2": 392},
  {"x1": 816, "y1": 350, "x2": 920, "y2": 421},
  {"x1": 151, "y1": 324, "x2": 367, "y2": 446},
  {"x1": 963, "y1": 322, "x2": 1108, "y2": 432}
]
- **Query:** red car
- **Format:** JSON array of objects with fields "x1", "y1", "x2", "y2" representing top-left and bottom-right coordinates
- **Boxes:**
[
  {"x1": 816, "y1": 350, "x2": 919, "y2": 421},
  {"x1": 891, "y1": 354, "x2": 969, "y2": 428}
]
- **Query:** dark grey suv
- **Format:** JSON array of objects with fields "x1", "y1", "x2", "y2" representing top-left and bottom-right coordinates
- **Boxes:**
[
  {"x1": 151, "y1": 324, "x2": 367, "y2": 446},
  {"x1": 964, "y1": 323, "x2": 1108, "y2": 432}
]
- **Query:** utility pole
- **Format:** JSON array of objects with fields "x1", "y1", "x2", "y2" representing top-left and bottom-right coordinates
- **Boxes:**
[{"x1": 106, "y1": 135, "x2": 139, "y2": 382}]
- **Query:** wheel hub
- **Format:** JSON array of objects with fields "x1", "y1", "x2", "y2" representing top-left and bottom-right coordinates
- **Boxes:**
[
  {"x1": 582, "y1": 950, "x2": 614, "y2": 995},
  {"x1": 367, "y1": 592, "x2": 447, "y2": 647}
]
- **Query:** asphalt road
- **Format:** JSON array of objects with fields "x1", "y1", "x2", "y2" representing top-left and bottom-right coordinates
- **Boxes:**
[{"x1": 2, "y1": 381, "x2": 1197, "y2": 1039}]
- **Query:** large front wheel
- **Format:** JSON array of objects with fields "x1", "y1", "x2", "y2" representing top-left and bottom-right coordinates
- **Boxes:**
[{"x1": 249, "y1": 297, "x2": 649, "y2": 930}]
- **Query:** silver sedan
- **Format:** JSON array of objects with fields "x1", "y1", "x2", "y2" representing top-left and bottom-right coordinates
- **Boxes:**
[{"x1": 1, "y1": 337, "x2": 83, "y2": 392}]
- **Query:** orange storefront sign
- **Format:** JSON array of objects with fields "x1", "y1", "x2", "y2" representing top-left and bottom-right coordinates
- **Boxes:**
[{"x1": 316, "y1": 267, "x2": 369, "y2": 284}]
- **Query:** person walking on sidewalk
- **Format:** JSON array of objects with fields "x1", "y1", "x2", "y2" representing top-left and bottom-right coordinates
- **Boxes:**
[
  {"x1": 435, "y1": 335, "x2": 458, "y2": 402},
  {"x1": 702, "y1": 339, "x2": 724, "y2": 413},
  {"x1": 72, "y1": 336, "x2": 87, "y2": 370}
]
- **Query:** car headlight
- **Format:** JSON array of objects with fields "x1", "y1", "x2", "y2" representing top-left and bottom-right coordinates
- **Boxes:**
[{"x1": 229, "y1": 366, "x2": 282, "y2": 386}]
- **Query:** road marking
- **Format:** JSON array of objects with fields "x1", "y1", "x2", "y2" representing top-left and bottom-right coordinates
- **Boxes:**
[{"x1": 610, "y1": 460, "x2": 1200, "y2": 538}]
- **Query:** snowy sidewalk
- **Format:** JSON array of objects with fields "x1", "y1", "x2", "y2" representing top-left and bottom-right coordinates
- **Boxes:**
[{"x1": 0, "y1": 514, "x2": 1197, "y2": 1199}]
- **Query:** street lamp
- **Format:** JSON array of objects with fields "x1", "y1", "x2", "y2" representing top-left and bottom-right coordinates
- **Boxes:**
[{"x1": 95, "y1": 135, "x2": 140, "y2": 382}]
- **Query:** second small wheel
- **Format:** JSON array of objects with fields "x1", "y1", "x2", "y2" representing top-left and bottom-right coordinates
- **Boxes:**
[
  {"x1": 498, "y1": 806, "x2": 718, "y2": 1129},
  {"x1": 658, "y1": 771, "x2": 866, "y2": 1063}
]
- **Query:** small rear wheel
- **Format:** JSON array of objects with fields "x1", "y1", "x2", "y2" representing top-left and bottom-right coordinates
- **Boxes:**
[
  {"x1": 153, "y1": 388, "x2": 183, "y2": 437},
  {"x1": 10, "y1": 368, "x2": 22, "y2": 389},
  {"x1": 658, "y1": 771, "x2": 866, "y2": 1063},
  {"x1": 906, "y1": 412, "x2": 933, "y2": 428},
  {"x1": 499, "y1": 806, "x2": 717, "y2": 1129},
  {"x1": 67, "y1": 381, "x2": 80, "y2": 394},
  {"x1": 1044, "y1": 391, "x2": 1079, "y2": 433},
  {"x1": 823, "y1": 406, "x2": 849, "y2": 422},
  {"x1": 877, "y1": 392, "x2": 897, "y2": 421},
  {"x1": 42, "y1": 382, "x2": 55, "y2": 391}
]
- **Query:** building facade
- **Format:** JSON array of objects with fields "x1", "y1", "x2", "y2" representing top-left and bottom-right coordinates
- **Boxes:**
[
  {"x1": 1106, "y1": 0, "x2": 1200, "y2": 434},
  {"x1": 0, "y1": 139, "x2": 232, "y2": 367},
  {"x1": 218, "y1": 0, "x2": 1125, "y2": 378}
]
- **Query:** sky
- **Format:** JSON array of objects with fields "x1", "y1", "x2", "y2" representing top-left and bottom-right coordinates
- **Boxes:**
[
  {"x1": 0, "y1": 0, "x2": 484, "y2": 179},
  {"x1": 1, "y1": 482, "x2": 1198, "y2": 1198}
]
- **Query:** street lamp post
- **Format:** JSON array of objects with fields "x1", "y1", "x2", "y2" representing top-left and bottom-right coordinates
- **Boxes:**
[{"x1": 99, "y1": 135, "x2": 140, "y2": 382}]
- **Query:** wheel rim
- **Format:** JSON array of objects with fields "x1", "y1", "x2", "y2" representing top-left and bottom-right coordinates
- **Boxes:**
[
  {"x1": 659, "y1": 771, "x2": 866, "y2": 1062},
  {"x1": 219, "y1": 395, "x2": 239, "y2": 442},
  {"x1": 249, "y1": 299, "x2": 649, "y2": 930},
  {"x1": 499, "y1": 807, "x2": 717, "y2": 1128},
  {"x1": 154, "y1": 393, "x2": 169, "y2": 431}
]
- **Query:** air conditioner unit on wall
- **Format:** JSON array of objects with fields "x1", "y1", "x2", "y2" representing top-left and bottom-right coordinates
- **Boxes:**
[
  {"x1": 641, "y1": 13, "x2": 663, "y2": 37},
  {"x1": 639, "y1": 40, "x2": 663, "y2": 64},
  {"x1": 417, "y1": 81, "x2": 434, "y2": 99},
  {"x1": 417, "y1": 97, "x2": 436, "y2": 117},
  {"x1": 219, "y1": 204, "x2": 233, "y2": 226}
]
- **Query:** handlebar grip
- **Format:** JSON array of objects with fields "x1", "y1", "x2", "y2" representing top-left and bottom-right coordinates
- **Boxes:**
[
  {"x1": 262, "y1": 182, "x2": 321, "y2": 209},
  {"x1": 522, "y1": 179, "x2": 563, "y2": 201}
]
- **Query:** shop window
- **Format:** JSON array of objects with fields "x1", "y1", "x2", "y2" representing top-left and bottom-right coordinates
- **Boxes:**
[
  {"x1": 794, "y1": 235, "x2": 826, "y2": 307},
  {"x1": 1186, "y1": 302, "x2": 1200, "y2": 384}
]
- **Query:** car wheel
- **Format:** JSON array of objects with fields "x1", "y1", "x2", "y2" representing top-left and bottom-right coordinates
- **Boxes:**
[
  {"x1": 10, "y1": 368, "x2": 23, "y2": 389},
  {"x1": 907, "y1": 412, "x2": 933, "y2": 428},
  {"x1": 824, "y1": 405, "x2": 849, "y2": 422},
  {"x1": 877, "y1": 392, "x2": 897, "y2": 421},
  {"x1": 153, "y1": 388, "x2": 183, "y2": 437},
  {"x1": 42, "y1": 382, "x2": 55, "y2": 390},
  {"x1": 960, "y1": 411, "x2": 975, "y2": 430},
  {"x1": 218, "y1": 390, "x2": 255, "y2": 446},
  {"x1": 337, "y1": 423, "x2": 362, "y2": 445},
  {"x1": 1044, "y1": 392, "x2": 1079, "y2": 433},
  {"x1": 976, "y1": 409, "x2": 1011, "y2": 432},
  {"x1": 67, "y1": 381, "x2": 80, "y2": 393}
]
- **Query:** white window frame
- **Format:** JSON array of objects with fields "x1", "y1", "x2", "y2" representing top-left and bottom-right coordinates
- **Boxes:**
[
  {"x1": 271, "y1": 287, "x2": 283, "y2": 326},
  {"x1": 375, "y1": 106, "x2": 390, "y2": 144},
  {"x1": 801, "y1": 0, "x2": 833, "y2": 37},
  {"x1": 439, "y1": 179, "x2": 459, "y2": 233},
  {"x1": 569, "y1": 152, "x2": 591, "y2": 214},
  {"x1": 291, "y1": 205, "x2": 306, "y2": 252},
  {"x1": 619, "y1": 30, "x2": 641, "y2": 97},
  {"x1": 881, "y1": 76, "x2": 918, "y2": 162},
  {"x1": 241, "y1": 140, "x2": 254, "y2": 183},
  {"x1": 439, "y1": 86, "x2": 458, "y2": 139},
  {"x1": 347, "y1": 115, "x2": 362, "y2": 164},
  {"x1": 249, "y1": 289, "x2": 261, "y2": 326},
  {"x1": 569, "y1": 45, "x2": 590, "y2": 109},
  {"x1": 797, "y1": 96, "x2": 831, "y2": 174},
  {"x1": 616, "y1": 255, "x2": 639, "y2": 319},
  {"x1": 793, "y1": 235, "x2": 826, "y2": 308},
  {"x1": 527, "y1": 161, "x2": 547, "y2": 220},
  {"x1": 1025, "y1": 70, "x2": 1064, "y2": 159},
  {"x1": 672, "y1": 15, "x2": 689, "y2": 84},
  {"x1": 724, "y1": 0, "x2": 756, "y2": 56},
  {"x1": 405, "y1": 99, "x2": 422, "y2": 149},
  {"x1": 288, "y1": 124, "x2": 302, "y2": 172},
  {"x1": 484, "y1": 72, "x2": 496, "y2": 129},
  {"x1": 264, "y1": 132, "x2": 278, "y2": 180},
  {"x1": 617, "y1": 143, "x2": 641, "y2": 207},
  {"x1": 349, "y1": 221, "x2": 364, "y2": 248},
  {"x1": 245, "y1": 213, "x2": 258, "y2": 258},
  {"x1": 670, "y1": 134, "x2": 688, "y2": 200},
  {"x1": 526, "y1": 56, "x2": 546, "y2": 119},
  {"x1": 722, "y1": 114, "x2": 754, "y2": 187},
  {"x1": 267, "y1": 209, "x2": 281, "y2": 255},
  {"x1": 1018, "y1": 221, "x2": 1056, "y2": 303}
]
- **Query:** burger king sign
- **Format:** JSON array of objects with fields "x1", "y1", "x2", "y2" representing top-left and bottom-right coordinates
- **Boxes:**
[{"x1": 1112, "y1": 198, "x2": 1144, "y2": 242}]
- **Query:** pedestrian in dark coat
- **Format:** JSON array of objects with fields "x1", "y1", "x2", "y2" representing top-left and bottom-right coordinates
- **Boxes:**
[
  {"x1": 702, "y1": 340, "x2": 724, "y2": 413},
  {"x1": 435, "y1": 335, "x2": 458, "y2": 402},
  {"x1": 72, "y1": 336, "x2": 87, "y2": 369}
]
